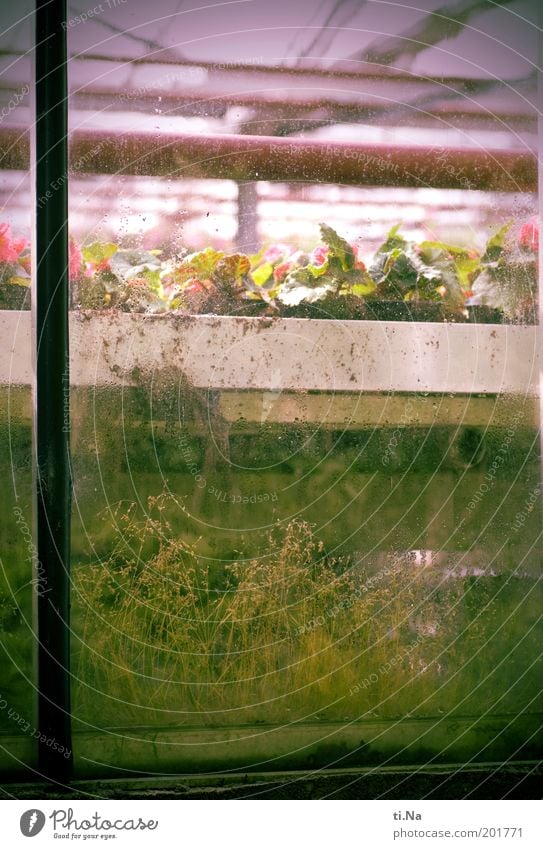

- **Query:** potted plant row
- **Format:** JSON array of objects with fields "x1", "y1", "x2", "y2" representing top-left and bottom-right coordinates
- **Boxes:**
[{"x1": 0, "y1": 218, "x2": 538, "y2": 323}]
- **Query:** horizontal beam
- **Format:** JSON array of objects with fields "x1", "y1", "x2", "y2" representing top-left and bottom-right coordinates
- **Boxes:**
[
  {"x1": 0, "y1": 127, "x2": 536, "y2": 191},
  {"x1": 4, "y1": 386, "x2": 537, "y2": 429},
  {"x1": 70, "y1": 715, "x2": 543, "y2": 777},
  {"x1": 218, "y1": 391, "x2": 537, "y2": 429},
  {"x1": 64, "y1": 87, "x2": 535, "y2": 130},
  {"x1": 61, "y1": 51, "x2": 540, "y2": 90},
  {"x1": 1, "y1": 312, "x2": 538, "y2": 395}
]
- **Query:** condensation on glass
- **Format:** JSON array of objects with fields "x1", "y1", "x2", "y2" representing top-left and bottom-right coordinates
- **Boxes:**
[
  {"x1": 59, "y1": 0, "x2": 543, "y2": 776},
  {"x1": 0, "y1": 1, "x2": 36, "y2": 775}
]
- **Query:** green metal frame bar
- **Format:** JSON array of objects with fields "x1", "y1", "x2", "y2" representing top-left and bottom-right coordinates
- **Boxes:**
[{"x1": 34, "y1": 0, "x2": 72, "y2": 781}]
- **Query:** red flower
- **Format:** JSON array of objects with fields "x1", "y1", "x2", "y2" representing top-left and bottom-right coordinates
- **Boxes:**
[
  {"x1": 272, "y1": 261, "x2": 290, "y2": 283},
  {"x1": 69, "y1": 239, "x2": 83, "y2": 281},
  {"x1": 351, "y1": 242, "x2": 366, "y2": 271},
  {"x1": 273, "y1": 261, "x2": 290, "y2": 283},
  {"x1": 519, "y1": 217, "x2": 539, "y2": 253},
  {"x1": 0, "y1": 223, "x2": 28, "y2": 263},
  {"x1": 273, "y1": 250, "x2": 306, "y2": 283}
]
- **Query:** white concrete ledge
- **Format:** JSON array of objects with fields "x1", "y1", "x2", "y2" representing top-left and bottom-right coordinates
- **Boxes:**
[{"x1": 1, "y1": 311, "x2": 539, "y2": 395}]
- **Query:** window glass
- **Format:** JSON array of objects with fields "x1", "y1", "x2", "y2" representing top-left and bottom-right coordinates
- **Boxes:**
[
  {"x1": 0, "y1": 1, "x2": 36, "y2": 775},
  {"x1": 62, "y1": 0, "x2": 542, "y2": 776}
]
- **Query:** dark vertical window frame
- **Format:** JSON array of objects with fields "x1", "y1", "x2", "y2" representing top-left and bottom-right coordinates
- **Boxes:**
[{"x1": 33, "y1": 0, "x2": 72, "y2": 781}]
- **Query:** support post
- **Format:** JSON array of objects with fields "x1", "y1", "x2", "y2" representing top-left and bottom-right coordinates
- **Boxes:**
[{"x1": 34, "y1": 0, "x2": 72, "y2": 781}]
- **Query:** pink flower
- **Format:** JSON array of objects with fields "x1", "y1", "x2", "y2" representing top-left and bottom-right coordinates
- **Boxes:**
[
  {"x1": 519, "y1": 217, "x2": 539, "y2": 253},
  {"x1": 0, "y1": 223, "x2": 28, "y2": 263},
  {"x1": 68, "y1": 239, "x2": 83, "y2": 281},
  {"x1": 184, "y1": 278, "x2": 207, "y2": 293},
  {"x1": 263, "y1": 243, "x2": 291, "y2": 263},
  {"x1": 310, "y1": 245, "x2": 329, "y2": 266}
]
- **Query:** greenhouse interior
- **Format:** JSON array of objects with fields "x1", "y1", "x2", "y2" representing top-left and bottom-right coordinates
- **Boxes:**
[{"x1": 0, "y1": 0, "x2": 541, "y2": 799}]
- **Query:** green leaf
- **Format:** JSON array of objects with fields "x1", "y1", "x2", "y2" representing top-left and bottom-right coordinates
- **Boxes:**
[
  {"x1": 368, "y1": 237, "x2": 468, "y2": 304},
  {"x1": 137, "y1": 267, "x2": 163, "y2": 294},
  {"x1": 177, "y1": 247, "x2": 224, "y2": 281},
  {"x1": 418, "y1": 240, "x2": 468, "y2": 259},
  {"x1": 407, "y1": 248, "x2": 443, "y2": 285},
  {"x1": 411, "y1": 241, "x2": 478, "y2": 302},
  {"x1": 319, "y1": 223, "x2": 355, "y2": 271},
  {"x1": 243, "y1": 274, "x2": 279, "y2": 302},
  {"x1": 481, "y1": 222, "x2": 512, "y2": 262},
  {"x1": 248, "y1": 247, "x2": 268, "y2": 268},
  {"x1": 214, "y1": 253, "x2": 251, "y2": 284},
  {"x1": 350, "y1": 279, "x2": 376, "y2": 297},
  {"x1": 453, "y1": 256, "x2": 481, "y2": 288},
  {"x1": 82, "y1": 241, "x2": 118, "y2": 265},
  {"x1": 375, "y1": 223, "x2": 406, "y2": 253},
  {"x1": 251, "y1": 262, "x2": 274, "y2": 286},
  {"x1": 306, "y1": 258, "x2": 330, "y2": 278},
  {"x1": 369, "y1": 248, "x2": 418, "y2": 294}
]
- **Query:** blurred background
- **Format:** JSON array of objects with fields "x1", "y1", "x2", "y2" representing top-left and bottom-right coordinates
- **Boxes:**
[{"x1": 0, "y1": 0, "x2": 538, "y2": 254}]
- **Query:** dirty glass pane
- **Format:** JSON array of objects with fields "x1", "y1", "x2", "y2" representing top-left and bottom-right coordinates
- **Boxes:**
[
  {"x1": 0, "y1": 2, "x2": 36, "y2": 775},
  {"x1": 67, "y1": 0, "x2": 542, "y2": 776}
]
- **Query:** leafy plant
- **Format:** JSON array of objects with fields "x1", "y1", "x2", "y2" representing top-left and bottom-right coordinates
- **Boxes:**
[
  {"x1": 467, "y1": 221, "x2": 538, "y2": 321},
  {"x1": 278, "y1": 224, "x2": 375, "y2": 308},
  {"x1": 1, "y1": 217, "x2": 537, "y2": 321},
  {"x1": 0, "y1": 223, "x2": 30, "y2": 307},
  {"x1": 367, "y1": 226, "x2": 469, "y2": 307},
  {"x1": 72, "y1": 244, "x2": 168, "y2": 312}
]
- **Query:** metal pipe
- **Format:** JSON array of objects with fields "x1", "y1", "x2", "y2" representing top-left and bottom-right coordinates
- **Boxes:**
[
  {"x1": 39, "y1": 50, "x2": 538, "y2": 90},
  {"x1": 34, "y1": 0, "x2": 72, "y2": 781},
  {"x1": 56, "y1": 87, "x2": 536, "y2": 130},
  {"x1": 2, "y1": 127, "x2": 536, "y2": 191}
]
